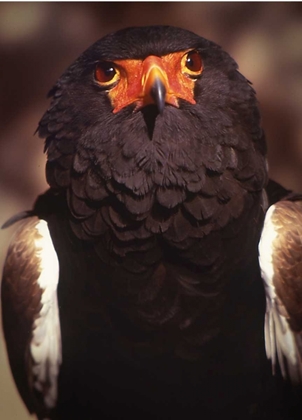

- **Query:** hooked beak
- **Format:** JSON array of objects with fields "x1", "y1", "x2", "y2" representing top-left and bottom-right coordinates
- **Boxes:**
[
  {"x1": 141, "y1": 56, "x2": 169, "y2": 114},
  {"x1": 150, "y1": 77, "x2": 166, "y2": 115}
]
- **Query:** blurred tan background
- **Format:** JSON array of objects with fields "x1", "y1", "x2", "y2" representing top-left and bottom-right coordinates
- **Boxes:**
[{"x1": 1, "y1": 2, "x2": 302, "y2": 419}]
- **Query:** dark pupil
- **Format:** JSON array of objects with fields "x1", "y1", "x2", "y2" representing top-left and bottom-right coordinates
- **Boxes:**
[
  {"x1": 185, "y1": 51, "x2": 202, "y2": 72},
  {"x1": 104, "y1": 65, "x2": 115, "y2": 78},
  {"x1": 186, "y1": 56, "x2": 194, "y2": 69},
  {"x1": 96, "y1": 62, "x2": 116, "y2": 82}
]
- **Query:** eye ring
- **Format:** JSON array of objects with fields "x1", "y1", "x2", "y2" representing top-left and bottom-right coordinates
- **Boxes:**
[
  {"x1": 95, "y1": 61, "x2": 120, "y2": 86},
  {"x1": 181, "y1": 50, "x2": 203, "y2": 77}
]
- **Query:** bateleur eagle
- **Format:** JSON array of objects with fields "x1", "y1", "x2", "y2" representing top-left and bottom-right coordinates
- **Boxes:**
[{"x1": 2, "y1": 25, "x2": 302, "y2": 420}]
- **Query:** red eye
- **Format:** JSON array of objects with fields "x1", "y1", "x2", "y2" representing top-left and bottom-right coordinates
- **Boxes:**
[
  {"x1": 185, "y1": 51, "x2": 202, "y2": 73},
  {"x1": 95, "y1": 62, "x2": 118, "y2": 84}
]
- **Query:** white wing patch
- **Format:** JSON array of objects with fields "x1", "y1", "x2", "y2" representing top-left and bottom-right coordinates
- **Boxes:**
[
  {"x1": 259, "y1": 204, "x2": 302, "y2": 384},
  {"x1": 30, "y1": 220, "x2": 62, "y2": 408}
]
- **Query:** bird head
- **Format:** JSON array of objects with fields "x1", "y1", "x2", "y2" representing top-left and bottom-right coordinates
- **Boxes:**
[{"x1": 39, "y1": 26, "x2": 268, "y2": 263}]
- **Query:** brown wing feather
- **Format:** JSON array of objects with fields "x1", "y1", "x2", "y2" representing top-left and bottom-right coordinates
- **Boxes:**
[
  {"x1": 271, "y1": 200, "x2": 302, "y2": 332},
  {"x1": 259, "y1": 199, "x2": 302, "y2": 383},
  {"x1": 1, "y1": 217, "x2": 52, "y2": 418}
]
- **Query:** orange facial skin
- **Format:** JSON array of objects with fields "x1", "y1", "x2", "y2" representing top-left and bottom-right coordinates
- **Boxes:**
[{"x1": 95, "y1": 50, "x2": 203, "y2": 114}]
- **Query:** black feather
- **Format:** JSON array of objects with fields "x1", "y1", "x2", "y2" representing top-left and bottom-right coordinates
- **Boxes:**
[{"x1": 3, "y1": 26, "x2": 299, "y2": 420}]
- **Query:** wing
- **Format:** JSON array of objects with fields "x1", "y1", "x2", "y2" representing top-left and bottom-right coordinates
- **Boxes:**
[
  {"x1": 259, "y1": 199, "x2": 302, "y2": 384},
  {"x1": 1, "y1": 217, "x2": 61, "y2": 418}
]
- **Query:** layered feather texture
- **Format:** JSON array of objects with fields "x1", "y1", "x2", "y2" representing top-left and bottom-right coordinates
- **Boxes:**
[
  {"x1": 35, "y1": 26, "x2": 269, "y2": 346},
  {"x1": 3, "y1": 26, "x2": 284, "y2": 420},
  {"x1": 39, "y1": 27, "x2": 267, "y2": 267}
]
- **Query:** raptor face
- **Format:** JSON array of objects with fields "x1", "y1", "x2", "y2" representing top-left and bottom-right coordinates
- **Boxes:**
[{"x1": 40, "y1": 26, "x2": 267, "y2": 273}]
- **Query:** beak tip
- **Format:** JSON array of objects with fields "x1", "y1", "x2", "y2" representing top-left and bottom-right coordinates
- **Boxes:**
[
  {"x1": 151, "y1": 77, "x2": 166, "y2": 114},
  {"x1": 158, "y1": 102, "x2": 165, "y2": 115}
]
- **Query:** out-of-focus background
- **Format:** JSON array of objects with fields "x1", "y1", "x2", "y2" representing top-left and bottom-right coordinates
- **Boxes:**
[{"x1": 0, "y1": 2, "x2": 302, "y2": 418}]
